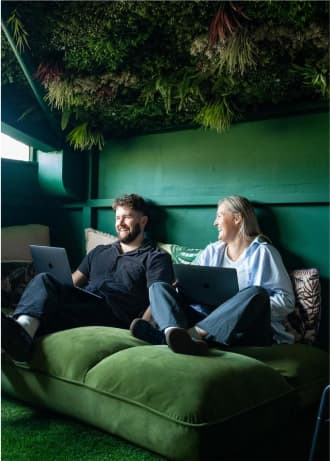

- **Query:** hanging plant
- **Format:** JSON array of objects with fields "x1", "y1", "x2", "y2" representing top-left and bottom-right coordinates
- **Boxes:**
[
  {"x1": 208, "y1": 1, "x2": 250, "y2": 45},
  {"x1": 60, "y1": 109, "x2": 71, "y2": 131},
  {"x1": 191, "y1": 31, "x2": 256, "y2": 77},
  {"x1": 155, "y1": 77, "x2": 174, "y2": 114},
  {"x1": 291, "y1": 64, "x2": 329, "y2": 97},
  {"x1": 6, "y1": 8, "x2": 30, "y2": 52},
  {"x1": 176, "y1": 71, "x2": 205, "y2": 111},
  {"x1": 66, "y1": 122, "x2": 104, "y2": 151},
  {"x1": 36, "y1": 64, "x2": 135, "y2": 112},
  {"x1": 216, "y1": 31, "x2": 256, "y2": 76},
  {"x1": 143, "y1": 70, "x2": 205, "y2": 114},
  {"x1": 44, "y1": 79, "x2": 75, "y2": 110},
  {"x1": 195, "y1": 97, "x2": 234, "y2": 132},
  {"x1": 35, "y1": 62, "x2": 63, "y2": 84}
]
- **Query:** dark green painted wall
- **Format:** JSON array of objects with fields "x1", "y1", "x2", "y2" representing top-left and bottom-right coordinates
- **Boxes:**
[
  {"x1": 98, "y1": 112, "x2": 328, "y2": 204},
  {"x1": 1, "y1": 159, "x2": 48, "y2": 227},
  {"x1": 1, "y1": 159, "x2": 40, "y2": 199},
  {"x1": 3, "y1": 112, "x2": 328, "y2": 274},
  {"x1": 97, "y1": 112, "x2": 329, "y2": 276},
  {"x1": 2, "y1": 112, "x2": 329, "y2": 347}
]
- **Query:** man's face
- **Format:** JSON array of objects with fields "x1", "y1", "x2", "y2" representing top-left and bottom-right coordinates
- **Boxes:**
[{"x1": 115, "y1": 206, "x2": 147, "y2": 244}]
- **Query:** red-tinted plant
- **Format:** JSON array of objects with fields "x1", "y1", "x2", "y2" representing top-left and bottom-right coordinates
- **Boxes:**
[
  {"x1": 34, "y1": 62, "x2": 63, "y2": 84},
  {"x1": 208, "y1": 1, "x2": 250, "y2": 45}
]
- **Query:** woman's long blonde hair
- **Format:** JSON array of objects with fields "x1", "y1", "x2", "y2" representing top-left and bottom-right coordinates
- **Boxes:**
[{"x1": 218, "y1": 195, "x2": 261, "y2": 241}]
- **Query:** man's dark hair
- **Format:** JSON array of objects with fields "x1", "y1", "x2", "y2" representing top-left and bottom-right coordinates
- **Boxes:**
[{"x1": 112, "y1": 194, "x2": 149, "y2": 216}]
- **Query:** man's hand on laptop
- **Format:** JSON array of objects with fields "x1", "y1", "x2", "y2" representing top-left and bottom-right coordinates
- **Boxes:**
[{"x1": 72, "y1": 270, "x2": 88, "y2": 287}]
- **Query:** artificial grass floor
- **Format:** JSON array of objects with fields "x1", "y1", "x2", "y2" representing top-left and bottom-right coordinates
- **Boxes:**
[{"x1": 1, "y1": 396, "x2": 165, "y2": 461}]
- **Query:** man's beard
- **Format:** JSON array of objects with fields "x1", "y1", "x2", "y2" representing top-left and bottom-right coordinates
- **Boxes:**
[{"x1": 117, "y1": 223, "x2": 142, "y2": 244}]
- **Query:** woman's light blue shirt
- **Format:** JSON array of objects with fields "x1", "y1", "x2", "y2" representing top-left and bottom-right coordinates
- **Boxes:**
[{"x1": 194, "y1": 236, "x2": 295, "y2": 344}]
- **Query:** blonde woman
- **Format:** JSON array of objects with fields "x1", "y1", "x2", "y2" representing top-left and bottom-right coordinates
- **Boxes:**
[{"x1": 131, "y1": 196, "x2": 295, "y2": 355}]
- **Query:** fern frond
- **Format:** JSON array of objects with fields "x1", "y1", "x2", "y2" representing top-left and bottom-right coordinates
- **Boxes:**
[
  {"x1": 66, "y1": 122, "x2": 104, "y2": 151},
  {"x1": 155, "y1": 77, "x2": 173, "y2": 114},
  {"x1": 195, "y1": 98, "x2": 234, "y2": 132},
  {"x1": 291, "y1": 64, "x2": 329, "y2": 97},
  {"x1": 7, "y1": 9, "x2": 30, "y2": 52}
]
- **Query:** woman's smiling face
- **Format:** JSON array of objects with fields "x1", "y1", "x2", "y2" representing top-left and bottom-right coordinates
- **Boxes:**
[{"x1": 213, "y1": 202, "x2": 241, "y2": 242}]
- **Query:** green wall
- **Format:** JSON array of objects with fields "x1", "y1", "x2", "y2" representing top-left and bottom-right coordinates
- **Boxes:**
[
  {"x1": 2, "y1": 111, "x2": 329, "y2": 347},
  {"x1": 4, "y1": 112, "x2": 327, "y2": 275},
  {"x1": 96, "y1": 112, "x2": 329, "y2": 276},
  {"x1": 98, "y1": 112, "x2": 328, "y2": 204},
  {"x1": 1, "y1": 159, "x2": 48, "y2": 227}
]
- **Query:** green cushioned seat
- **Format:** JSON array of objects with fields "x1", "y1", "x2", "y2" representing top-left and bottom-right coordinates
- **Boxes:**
[
  {"x1": 30, "y1": 325, "x2": 145, "y2": 382},
  {"x1": 2, "y1": 326, "x2": 299, "y2": 460},
  {"x1": 230, "y1": 344, "x2": 330, "y2": 407}
]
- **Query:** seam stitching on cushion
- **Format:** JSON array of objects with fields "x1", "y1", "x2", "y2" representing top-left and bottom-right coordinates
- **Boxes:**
[{"x1": 4, "y1": 362, "x2": 297, "y2": 428}]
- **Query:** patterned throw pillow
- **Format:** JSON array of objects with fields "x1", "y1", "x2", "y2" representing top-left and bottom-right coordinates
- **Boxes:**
[
  {"x1": 85, "y1": 228, "x2": 118, "y2": 253},
  {"x1": 157, "y1": 243, "x2": 202, "y2": 264},
  {"x1": 286, "y1": 268, "x2": 322, "y2": 344},
  {"x1": 1, "y1": 262, "x2": 35, "y2": 314}
]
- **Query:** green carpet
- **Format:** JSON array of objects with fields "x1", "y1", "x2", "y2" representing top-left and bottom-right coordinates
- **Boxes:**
[{"x1": 1, "y1": 396, "x2": 165, "y2": 461}]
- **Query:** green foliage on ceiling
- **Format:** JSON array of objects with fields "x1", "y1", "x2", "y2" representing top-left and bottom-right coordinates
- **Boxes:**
[{"x1": 1, "y1": 0, "x2": 329, "y2": 152}]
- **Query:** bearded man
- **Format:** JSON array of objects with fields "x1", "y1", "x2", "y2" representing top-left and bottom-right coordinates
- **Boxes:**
[{"x1": 2, "y1": 194, "x2": 174, "y2": 362}]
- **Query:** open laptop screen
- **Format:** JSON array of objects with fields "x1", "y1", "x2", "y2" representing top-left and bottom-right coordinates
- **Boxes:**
[{"x1": 173, "y1": 264, "x2": 239, "y2": 307}]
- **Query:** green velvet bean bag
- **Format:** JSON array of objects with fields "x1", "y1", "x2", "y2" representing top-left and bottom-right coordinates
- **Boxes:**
[{"x1": 2, "y1": 326, "x2": 329, "y2": 460}]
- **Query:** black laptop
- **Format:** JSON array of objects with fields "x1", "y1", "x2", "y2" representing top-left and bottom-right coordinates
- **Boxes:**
[
  {"x1": 30, "y1": 245, "x2": 103, "y2": 299},
  {"x1": 173, "y1": 263, "x2": 239, "y2": 307}
]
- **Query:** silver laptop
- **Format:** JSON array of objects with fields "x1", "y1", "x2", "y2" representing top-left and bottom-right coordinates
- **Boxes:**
[
  {"x1": 173, "y1": 264, "x2": 239, "y2": 307},
  {"x1": 30, "y1": 245, "x2": 103, "y2": 299}
]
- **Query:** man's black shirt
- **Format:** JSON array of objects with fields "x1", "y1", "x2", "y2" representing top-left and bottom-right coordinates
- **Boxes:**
[{"x1": 78, "y1": 240, "x2": 174, "y2": 326}]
